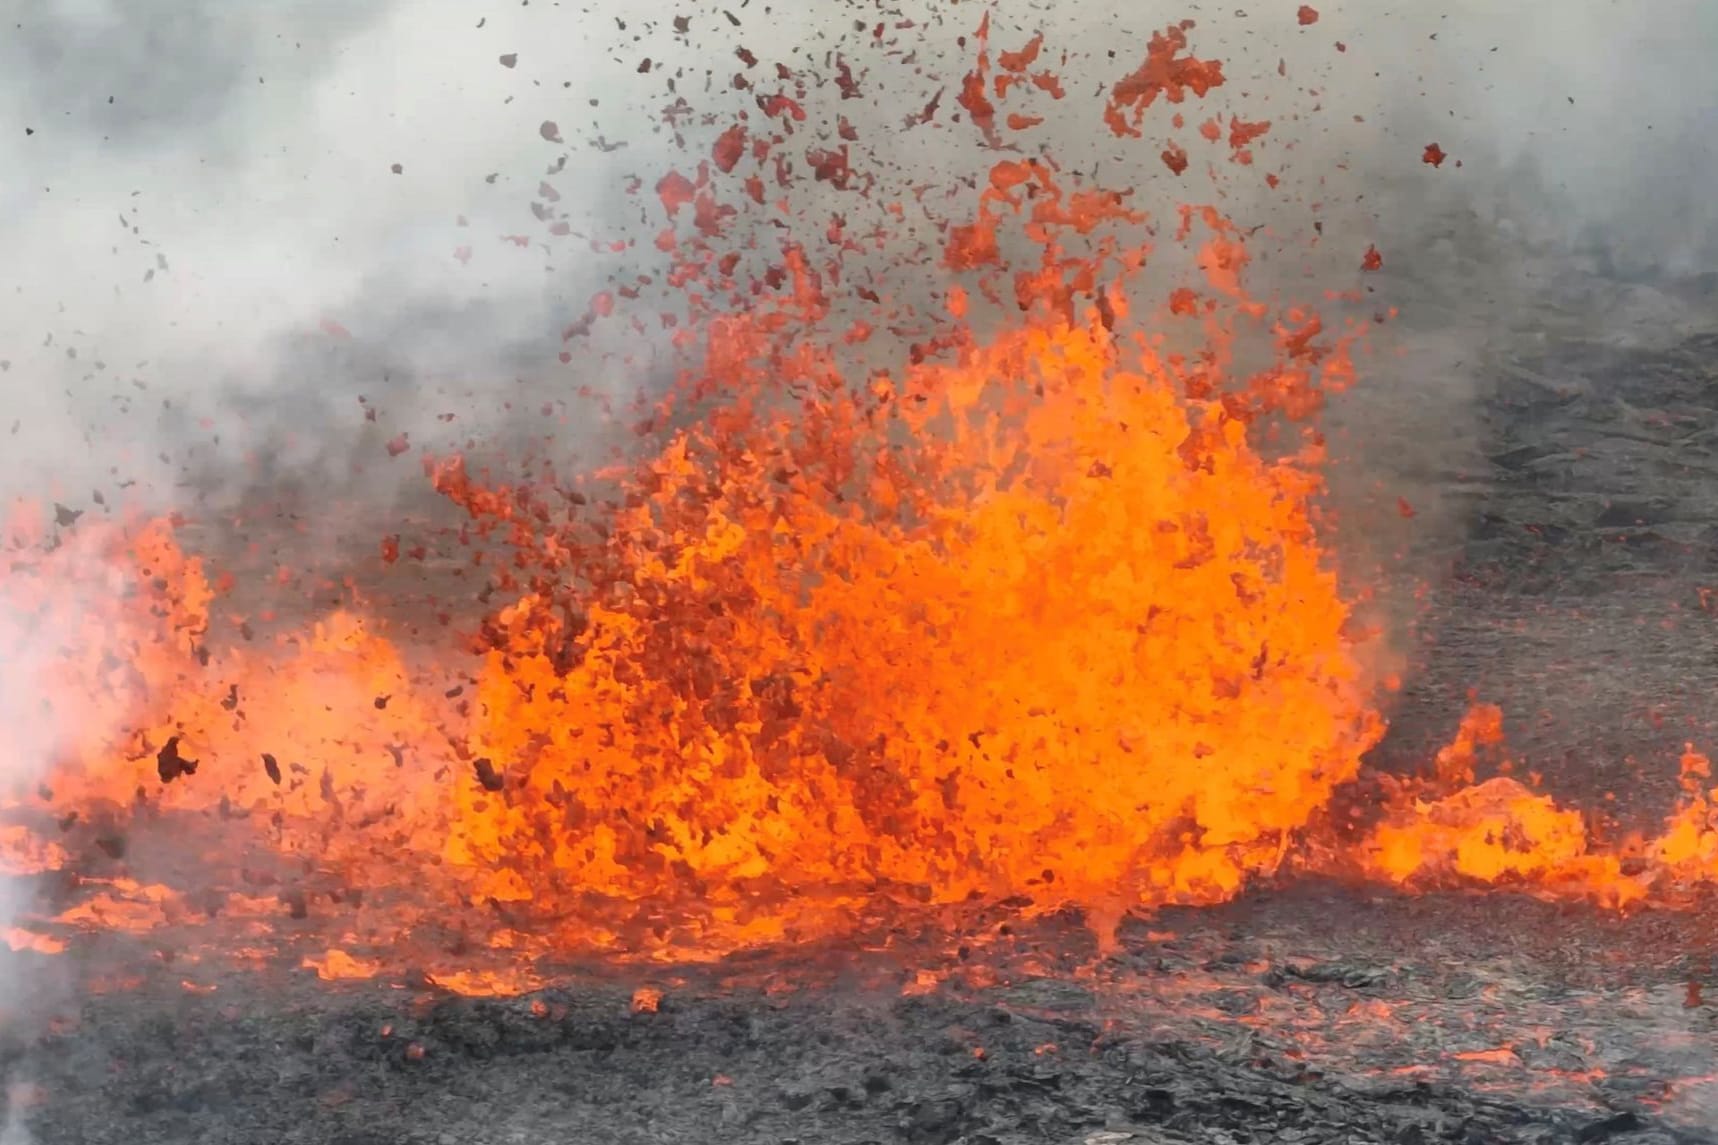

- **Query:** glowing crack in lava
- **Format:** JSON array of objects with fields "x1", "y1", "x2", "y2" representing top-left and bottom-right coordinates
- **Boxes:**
[{"x1": 5, "y1": 13, "x2": 1718, "y2": 988}]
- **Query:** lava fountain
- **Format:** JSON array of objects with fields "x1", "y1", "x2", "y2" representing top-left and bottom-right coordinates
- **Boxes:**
[{"x1": 2, "y1": 11, "x2": 1716, "y2": 998}]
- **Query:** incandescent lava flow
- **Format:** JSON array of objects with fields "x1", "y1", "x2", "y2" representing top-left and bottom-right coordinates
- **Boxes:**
[{"x1": 4, "y1": 11, "x2": 1718, "y2": 993}]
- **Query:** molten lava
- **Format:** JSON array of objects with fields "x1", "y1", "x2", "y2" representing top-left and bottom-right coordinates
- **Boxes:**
[
  {"x1": 3, "y1": 13, "x2": 1716, "y2": 991},
  {"x1": 1353, "y1": 702, "x2": 1718, "y2": 909},
  {"x1": 434, "y1": 236, "x2": 1378, "y2": 955}
]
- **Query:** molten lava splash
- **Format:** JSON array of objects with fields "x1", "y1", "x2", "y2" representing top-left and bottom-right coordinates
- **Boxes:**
[
  {"x1": 0, "y1": 506, "x2": 458, "y2": 918},
  {"x1": 0, "y1": 510, "x2": 213, "y2": 784},
  {"x1": 1353, "y1": 703, "x2": 1718, "y2": 909},
  {"x1": 0, "y1": 15, "x2": 1400, "y2": 973},
  {"x1": 1360, "y1": 775, "x2": 1633, "y2": 903},
  {"x1": 436, "y1": 254, "x2": 1379, "y2": 955},
  {"x1": 8, "y1": 12, "x2": 1718, "y2": 992}
]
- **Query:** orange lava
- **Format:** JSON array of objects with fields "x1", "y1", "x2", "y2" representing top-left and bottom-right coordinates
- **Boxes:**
[
  {"x1": 0, "y1": 13, "x2": 1711, "y2": 995},
  {"x1": 1353, "y1": 704, "x2": 1718, "y2": 909},
  {"x1": 434, "y1": 232, "x2": 1376, "y2": 956}
]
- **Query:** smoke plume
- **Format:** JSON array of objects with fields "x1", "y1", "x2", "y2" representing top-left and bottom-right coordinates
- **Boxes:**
[{"x1": 4, "y1": 1, "x2": 1715, "y2": 510}]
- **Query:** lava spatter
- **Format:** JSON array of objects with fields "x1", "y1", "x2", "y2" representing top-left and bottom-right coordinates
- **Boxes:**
[
  {"x1": 418, "y1": 22, "x2": 1381, "y2": 958},
  {"x1": 1348, "y1": 703, "x2": 1718, "y2": 909},
  {"x1": 2, "y1": 12, "x2": 1709, "y2": 990},
  {"x1": 437, "y1": 233, "x2": 1379, "y2": 956}
]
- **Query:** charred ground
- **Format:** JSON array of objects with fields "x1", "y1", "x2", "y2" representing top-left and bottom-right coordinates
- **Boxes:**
[{"x1": 5, "y1": 886, "x2": 1716, "y2": 1145}]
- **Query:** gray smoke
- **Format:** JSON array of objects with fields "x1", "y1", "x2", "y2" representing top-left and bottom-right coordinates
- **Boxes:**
[
  {"x1": 4, "y1": 0, "x2": 1715, "y2": 510},
  {"x1": 3, "y1": 0, "x2": 671, "y2": 516}
]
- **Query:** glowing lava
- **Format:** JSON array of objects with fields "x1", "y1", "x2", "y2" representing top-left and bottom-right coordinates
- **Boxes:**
[
  {"x1": 1, "y1": 13, "x2": 1713, "y2": 991},
  {"x1": 435, "y1": 237, "x2": 1379, "y2": 955}
]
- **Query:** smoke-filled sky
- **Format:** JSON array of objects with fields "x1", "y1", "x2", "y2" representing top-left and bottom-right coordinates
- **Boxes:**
[{"x1": 4, "y1": 0, "x2": 1716, "y2": 511}]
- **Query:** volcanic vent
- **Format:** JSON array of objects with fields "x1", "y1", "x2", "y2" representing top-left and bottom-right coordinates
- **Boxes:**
[{"x1": 5, "y1": 3, "x2": 1718, "y2": 1143}]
